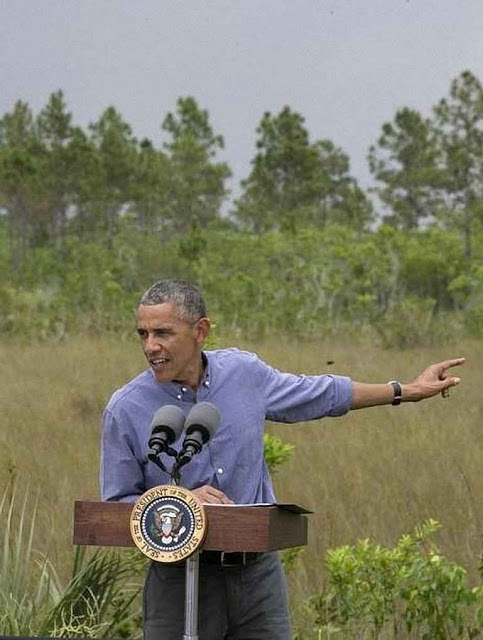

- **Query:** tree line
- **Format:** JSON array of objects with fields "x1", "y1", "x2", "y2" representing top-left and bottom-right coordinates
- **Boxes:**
[{"x1": 1, "y1": 70, "x2": 483, "y2": 342}]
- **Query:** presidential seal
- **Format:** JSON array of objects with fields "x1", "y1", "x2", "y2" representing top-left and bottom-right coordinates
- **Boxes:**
[{"x1": 130, "y1": 485, "x2": 207, "y2": 563}]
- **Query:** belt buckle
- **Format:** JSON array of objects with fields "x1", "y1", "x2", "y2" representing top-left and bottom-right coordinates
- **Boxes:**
[{"x1": 220, "y1": 551, "x2": 245, "y2": 567}]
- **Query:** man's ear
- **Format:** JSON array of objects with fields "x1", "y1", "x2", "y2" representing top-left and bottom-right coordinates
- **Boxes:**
[{"x1": 195, "y1": 317, "x2": 211, "y2": 344}]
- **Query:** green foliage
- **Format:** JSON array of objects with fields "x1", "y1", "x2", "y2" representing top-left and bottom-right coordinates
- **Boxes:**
[
  {"x1": 0, "y1": 480, "x2": 55, "y2": 635},
  {"x1": 309, "y1": 520, "x2": 483, "y2": 639},
  {"x1": 0, "y1": 285, "x2": 58, "y2": 337},
  {"x1": 88, "y1": 106, "x2": 138, "y2": 245},
  {"x1": 0, "y1": 479, "x2": 143, "y2": 638},
  {"x1": 433, "y1": 70, "x2": 483, "y2": 261},
  {"x1": 0, "y1": 236, "x2": 140, "y2": 337},
  {"x1": 374, "y1": 297, "x2": 438, "y2": 349},
  {"x1": 235, "y1": 106, "x2": 372, "y2": 233},
  {"x1": 450, "y1": 263, "x2": 483, "y2": 337},
  {"x1": 0, "y1": 92, "x2": 231, "y2": 270},
  {"x1": 263, "y1": 432, "x2": 295, "y2": 475},
  {"x1": 0, "y1": 223, "x2": 477, "y2": 344},
  {"x1": 128, "y1": 139, "x2": 172, "y2": 235},
  {"x1": 1, "y1": 73, "x2": 483, "y2": 344},
  {"x1": 281, "y1": 546, "x2": 305, "y2": 575},
  {"x1": 39, "y1": 547, "x2": 143, "y2": 638},
  {"x1": 368, "y1": 107, "x2": 444, "y2": 229},
  {"x1": 370, "y1": 70, "x2": 483, "y2": 262},
  {"x1": 160, "y1": 96, "x2": 231, "y2": 231}
]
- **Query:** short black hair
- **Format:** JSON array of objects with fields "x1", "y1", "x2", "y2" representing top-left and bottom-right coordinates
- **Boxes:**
[{"x1": 139, "y1": 279, "x2": 207, "y2": 323}]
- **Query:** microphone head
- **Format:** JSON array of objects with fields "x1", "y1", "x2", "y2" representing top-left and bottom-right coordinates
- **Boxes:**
[
  {"x1": 150, "y1": 404, "x2": 186, "y2": 444},
  {"x1": 185, "y1": 402, "x2": 221, "y2": 443}
]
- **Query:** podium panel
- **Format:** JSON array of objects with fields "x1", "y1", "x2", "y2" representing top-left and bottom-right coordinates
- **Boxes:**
[{"x1": 73, "y1": 501, "x2": 308, "y2": 552}]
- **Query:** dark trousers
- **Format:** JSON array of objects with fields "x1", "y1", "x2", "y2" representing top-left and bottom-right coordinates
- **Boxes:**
[{"x1": 143, "y1": 552, "x2": 291, "y2": 640}]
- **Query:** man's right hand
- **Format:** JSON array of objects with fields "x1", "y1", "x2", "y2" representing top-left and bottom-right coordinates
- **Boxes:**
[{"x1": 192, "y1": 485, "x2": 234, "y2": 504}]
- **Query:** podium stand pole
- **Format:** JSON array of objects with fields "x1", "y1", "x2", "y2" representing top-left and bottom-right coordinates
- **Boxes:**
[{"x1": 183, "y1": 551, "x2": 200, "y2": 640}]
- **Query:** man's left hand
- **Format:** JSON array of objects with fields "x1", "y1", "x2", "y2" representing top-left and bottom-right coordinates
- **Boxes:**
[{"x1": 403, "y1": 357, "x2": 465, "y2": 402}]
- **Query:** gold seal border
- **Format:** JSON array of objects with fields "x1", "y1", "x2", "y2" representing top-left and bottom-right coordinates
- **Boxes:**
[{"x1": 130, "y1": 485, "x2": 207, "y2": 563}]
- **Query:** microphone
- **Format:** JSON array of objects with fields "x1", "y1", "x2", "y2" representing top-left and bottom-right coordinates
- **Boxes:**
[
  {"x1": 177, "y1": 402, "x2": 221, "y2": 468},
  {"x1": 148, "y1": 405, "x2": 186, "y2": 462}
]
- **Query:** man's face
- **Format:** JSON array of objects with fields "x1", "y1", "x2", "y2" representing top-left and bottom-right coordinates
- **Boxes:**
[{"x1": 136, "y1": 302, "x2": 210, "y2": 388}]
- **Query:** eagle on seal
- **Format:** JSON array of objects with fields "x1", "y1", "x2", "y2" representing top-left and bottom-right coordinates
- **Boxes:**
[{"x1": 152, "y1": 505, "x2": 186, "y2": 544}]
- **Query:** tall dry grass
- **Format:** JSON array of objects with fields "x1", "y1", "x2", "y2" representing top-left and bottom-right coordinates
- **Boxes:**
[
  {"x1": 0, "y1": 336, "x2": 146, "y2": 572},
  {"x1": 1, "y1": 334, "x2": 481, "y2": 635}
]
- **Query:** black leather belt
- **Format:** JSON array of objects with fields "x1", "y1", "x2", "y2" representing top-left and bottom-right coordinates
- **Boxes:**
[{"x1": 200, "y1": 551, "x2": 261, "y2": 567}]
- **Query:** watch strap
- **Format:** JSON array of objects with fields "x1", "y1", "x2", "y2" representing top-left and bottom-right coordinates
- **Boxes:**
[{"x1": 387, "y1": 380, "x2": 402, "y2": 406}]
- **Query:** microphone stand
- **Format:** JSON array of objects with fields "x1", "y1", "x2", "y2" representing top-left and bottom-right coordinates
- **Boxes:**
[
  {"x1": 172, "y1": 457, "x2": 200, "y2": 640},
  {"x1": 148, "y1": 449, "x2": 200, "y2": 640},
  {"x1": 183, "y1": 551, "x2": 200, "y2": 640}
]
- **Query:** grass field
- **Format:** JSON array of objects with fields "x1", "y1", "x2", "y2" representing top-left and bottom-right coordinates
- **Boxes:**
[{"x1": 1, "y1": 334, "x2": 481, "y2": 636}]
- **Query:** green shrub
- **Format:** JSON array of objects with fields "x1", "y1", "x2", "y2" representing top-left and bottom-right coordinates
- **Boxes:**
[
  {"x1": 263, "y1": 432, "x2": 295, "y2": 475},
  {"x1": 0, "y1": 225, "x2": 479, "y2": 342},
  {"x1": 374, "y1": 297, "x2": 439, "y2": 349},
  {"x1": 0, "y1": 479, "x2": 143, "y2": 638},
  {"x1": 309, "y1": 520, "x2": 483, "y2": 639}
]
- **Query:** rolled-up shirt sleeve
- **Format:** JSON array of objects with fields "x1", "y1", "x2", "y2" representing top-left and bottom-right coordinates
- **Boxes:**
[
  {"x1": 100, "y1": 408, "x2": 145, "y2": 502},
  {"x1": 253, "y1": 356, "x2": 353, "y2": 422}
]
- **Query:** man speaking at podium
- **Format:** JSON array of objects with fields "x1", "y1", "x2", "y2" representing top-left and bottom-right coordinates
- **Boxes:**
[{"x1": 100, "y1": 278, "x2": 464, "y2": 640}]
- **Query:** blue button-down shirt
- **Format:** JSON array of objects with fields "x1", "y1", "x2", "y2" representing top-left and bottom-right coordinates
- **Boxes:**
[{"x1": 100, "y1": 348, "x2": 352, "y2": 504}]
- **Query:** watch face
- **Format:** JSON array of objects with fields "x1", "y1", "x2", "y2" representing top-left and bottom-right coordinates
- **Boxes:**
[{"x1": 130, "y1": 485, "x2": 207, "y2": 563}]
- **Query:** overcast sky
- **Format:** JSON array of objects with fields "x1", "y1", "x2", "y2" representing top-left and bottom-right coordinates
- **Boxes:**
[{"x1": 1, "y1": 0, "x2": 483, "y2": 203}]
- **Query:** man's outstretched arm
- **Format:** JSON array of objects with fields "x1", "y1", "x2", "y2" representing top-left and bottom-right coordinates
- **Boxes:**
[{"x1": 350, "y1": 357, "x2": 465, "y2": 409}]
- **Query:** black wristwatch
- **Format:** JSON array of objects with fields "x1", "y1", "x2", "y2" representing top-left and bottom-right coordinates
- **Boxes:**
[{"x1": 387, "y1": 380, "x2": 402, "y2": 406}]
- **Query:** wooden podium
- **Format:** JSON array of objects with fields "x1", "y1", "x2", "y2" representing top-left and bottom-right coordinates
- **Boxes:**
[
  {"x1": 74, "y1": 499, "x2": 310, "y2": 640},
  {"x1": 73, "y1": 500, "x2": 309, "y2": 551}
]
